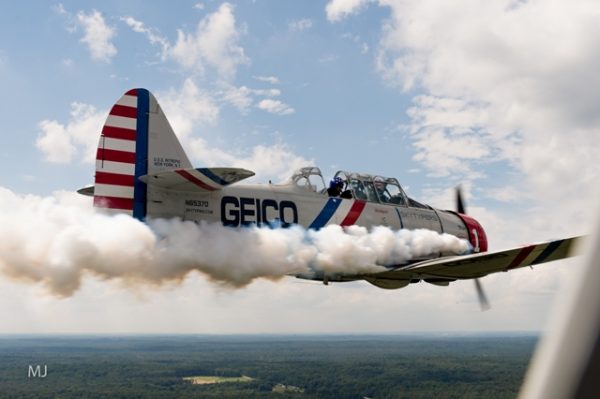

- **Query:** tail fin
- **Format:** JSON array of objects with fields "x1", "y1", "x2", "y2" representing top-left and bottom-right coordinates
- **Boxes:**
[{"x1": 93, "y1": 88, "x2": 191, "y2": 220}]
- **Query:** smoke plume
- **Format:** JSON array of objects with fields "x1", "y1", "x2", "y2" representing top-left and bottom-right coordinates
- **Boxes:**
[{"x1": 0, "y1": 187, "x2": 470, "y2": 297}]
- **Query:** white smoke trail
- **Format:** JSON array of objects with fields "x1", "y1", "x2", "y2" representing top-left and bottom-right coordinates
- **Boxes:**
[{"x1": 0, "y1": 187, "x2": 470, "y2": 297}]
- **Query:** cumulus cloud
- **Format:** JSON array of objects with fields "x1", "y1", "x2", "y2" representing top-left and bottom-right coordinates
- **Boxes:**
[
  {"x1": 189, "y1": 138, "x2": 311, "y2": 183},
  {"x1": 373, "y1": 0, "x2": 600, "y2": 186},
  {"x1": 325, "y1": 0, "x2": 600, "y2": 230},
  {"x1": 218, "y1": 84, "x2": 281, "y2": 113},
  {"x1": 151, "y1": 81, "x2": 305, "y2": 183},
  {"x1": 122, "y1": 3, "x2": 247, "y2": 79},
  {"x1": 257, "y1": 99, "x2": 295, "y2": 115},
  {"x1": 36, "y1": 103, "x2": 106, "y2": 164},
  {"x1": 77, "y1": 9, "x2": 117, "y2": 62},
  {"x1": 168, "y1": 2, "x2": 248, "y2": 79},
  {"x1": 326, "y1": 0, "x2": 374, "y2": 22},
  {"x1": 157, "y1": 79, "x2": 220, "y2": 140}
]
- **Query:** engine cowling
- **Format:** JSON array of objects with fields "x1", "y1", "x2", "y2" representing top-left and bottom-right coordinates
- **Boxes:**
[{"x1": 457, "y1": 214, "x2": 488, "y2": 253}]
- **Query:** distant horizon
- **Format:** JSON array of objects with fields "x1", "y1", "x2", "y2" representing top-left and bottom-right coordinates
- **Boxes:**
[{"x1": 0, "y1": 331, "x2": 540, "y2": 337}]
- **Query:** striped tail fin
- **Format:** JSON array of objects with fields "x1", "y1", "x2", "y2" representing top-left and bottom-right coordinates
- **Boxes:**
[{"x1": 93, "y1": 88, "x2": 191, "y2": 220}]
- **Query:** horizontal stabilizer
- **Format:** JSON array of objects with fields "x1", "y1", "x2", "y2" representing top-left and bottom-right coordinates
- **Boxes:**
[
  {"x1": 140, "y1": 167, "x2": 255, "y2": 192},
  {"x1": 77, "y1": 185, "x2": 94, "y2": 197}
]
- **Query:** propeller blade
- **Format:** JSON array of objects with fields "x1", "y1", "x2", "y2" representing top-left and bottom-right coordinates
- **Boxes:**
[
  {"x1": 456, "y1": 186, "x2": 466, "y2": 214},
  {"x1": 475, "y1": 278, "x2": 491, "y2": 311}
]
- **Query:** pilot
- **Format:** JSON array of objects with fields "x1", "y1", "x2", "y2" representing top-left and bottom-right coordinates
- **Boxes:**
[
  {"x1": 327, "y1": 177, "x2": 344, "y2": 197},
  {"x1": 375, "y1": 180, "x2": 390, "y2": 203}
]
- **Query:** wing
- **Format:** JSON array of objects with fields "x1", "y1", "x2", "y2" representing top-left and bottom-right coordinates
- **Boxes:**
[
  {"x1": 364, "y1": 236, "x2": 582, "y2": 285},
  {"x1": 139, "y1": 167, "x2": 255, "y2": 192}
]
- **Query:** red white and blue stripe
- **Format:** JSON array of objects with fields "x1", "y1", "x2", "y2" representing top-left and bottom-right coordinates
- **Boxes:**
[
  {"x1": 309, "y1": 199, "x2": 367, "y2": 229},
  {"x1": 94, "y1": 89, "x2": 149, "y2": 220},
  {"x1": 174, "y1": 168, "x2": 231, "y2": 191}
]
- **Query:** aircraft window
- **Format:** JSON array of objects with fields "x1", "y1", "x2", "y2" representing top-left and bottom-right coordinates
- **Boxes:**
[
  {"x1": 291, "y1": 167, "x2": 326, "y2": 194},
  {"x1": 384, "y1": 183, "x2": 406, "y2": 205},
  {"x1": 308, "y1": 174, "x2": 325, "y2": 193},
  {"x1": 349, "y1": 179, "x2": 368, "y2": 201},
  {"x1": 408, "y1": 197, "x2": 430, "y2": 209},
  {"x1": 374, "y1": 180, "x2": 390, "y2": 203},
  {"x1": 362, "y1": 181, "x2": 380, "y2": 203},
  {"x1": 295, "y1": 176, "x2": 315, "y2": 191}
]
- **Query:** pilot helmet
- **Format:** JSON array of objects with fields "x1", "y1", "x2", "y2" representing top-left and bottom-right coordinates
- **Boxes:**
[{"x1": 329, "y1": 176, "x2": 344, "y2": 189}]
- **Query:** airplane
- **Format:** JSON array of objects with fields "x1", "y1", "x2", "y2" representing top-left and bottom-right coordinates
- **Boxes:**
[{"x1": 78, "y1": 88, "x2": 580, "y2": 308}]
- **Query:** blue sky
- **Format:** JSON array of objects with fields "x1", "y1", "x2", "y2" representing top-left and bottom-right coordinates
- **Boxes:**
[
  {"x1": 0, "y1": 0, "x2": 599, "y2": 333},
  {"x1": 1, "y1": 1, "x2": 415, "y2": 196}
]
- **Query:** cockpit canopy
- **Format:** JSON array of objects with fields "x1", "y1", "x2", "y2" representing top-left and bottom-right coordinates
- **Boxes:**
[
  {"x1": 290, "y1": 167, "x2": 327, "y2": 193},
  {"x1": 334, "y1": 171, "x2": 409, "y2": 206},
  {"x1": 290, "y1": 167, "x2": 429, "y2": 208}
]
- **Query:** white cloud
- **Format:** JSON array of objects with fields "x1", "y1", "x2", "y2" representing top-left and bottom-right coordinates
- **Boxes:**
[
  {"x1": 120, "y1": 16, "x2": 169, "y2": 55},
  {"x1": 189, "y1": 138, "x2": 312, "y2": 183},
  {"x1": 220, "y1": 85, "x2": 254, "y2": 113},
  {"x1": 326, "y1": 0, "x2": 374, "y2": 22},
  {"x1": 253, "y1": 75, "x2": 280, "y2": 85},
  {"x1": 155, "y1": 83, "x2": 308, "y2": 182},
  {"x1": 332, "y1": 0, "x2": 600, "y2": 221},
  {"x1": 157, "y1": 79, "x2": 220, "y2": 141},
  {"x1": 193, "y1": 2, "x2": 205, "y2": 10},
  {"x1": 219, "y1": 84, "x2": 281, "y2": 113},
  {"x1": 257, "y1": 99, "x2": 295, "y2": 115},
  {"x1": 76, "y1": 10, "x2": 117, "y2": 63},
  {"x1": 36, "y1": 103, "x2": 106, "y2": 164},
  {"x1": 411, "y1": 128, "x2": 490, "y2": 178},
  {"x1": 289, "y1": 18, "x2": 313, "y2": 32},
  {"x1": 122, "y1": 4, "x2": 248, "y2": 80},
  {"x1": 36, "y1": 120, "x2": 77, "y2": 164},
  {"x1": 168, "y1": 2, "x2": 248, "y2": 79}
]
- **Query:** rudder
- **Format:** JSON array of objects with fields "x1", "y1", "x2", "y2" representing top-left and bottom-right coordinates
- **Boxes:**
[{"x1": 93, "y1": 88, "x2": 191, "y2": 220}]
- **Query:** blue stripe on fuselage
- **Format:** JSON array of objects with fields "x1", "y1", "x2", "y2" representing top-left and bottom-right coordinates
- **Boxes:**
[
  {"x1": 309, "y1": 198, "x2": 342, "y2": 230},
  {"x1": 133, "y1": 89, "x2": 149, "y2": 221}
]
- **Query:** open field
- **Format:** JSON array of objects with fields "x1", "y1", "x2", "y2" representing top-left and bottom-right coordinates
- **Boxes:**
[
  {"x1": 0, "y1": 334, "x2": 536, "y2": 398},
  {"x1": 183, "y1": 375, "x2": 254, "y2": 385}
]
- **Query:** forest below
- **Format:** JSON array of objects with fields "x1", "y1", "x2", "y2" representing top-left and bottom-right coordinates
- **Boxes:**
[{"x1": 0, "y1": 334, "x2": 537, "y2": 398}]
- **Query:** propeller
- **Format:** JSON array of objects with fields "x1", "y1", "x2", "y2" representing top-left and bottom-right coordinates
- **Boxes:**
[
  {"x1": 455, "y1": 185, "x2": 490, "y2": 311},
  {"x1": 456, "y1": 185, "x2": 466, "y2": 215},
  {"x1": 474, "y1": 278, "x2": 491, "y2": 311}
]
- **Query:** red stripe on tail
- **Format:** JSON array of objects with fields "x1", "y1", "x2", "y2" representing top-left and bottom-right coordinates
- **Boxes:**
[
  {"x1": 102, "y1": 126, "x2": 136, "y2": 141},
  {"x1": 95, "y1": 172, "x2": 135, "y2": 187},
  {"x1": 341, "y1": 200, "x2": 366, "y2": 226},
  {"x1": 96, "y1": 148, "x2": 136, "y2": 164},
  {"x1": 110, "y1": 104, "x2": 137, "y2": 118}
]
